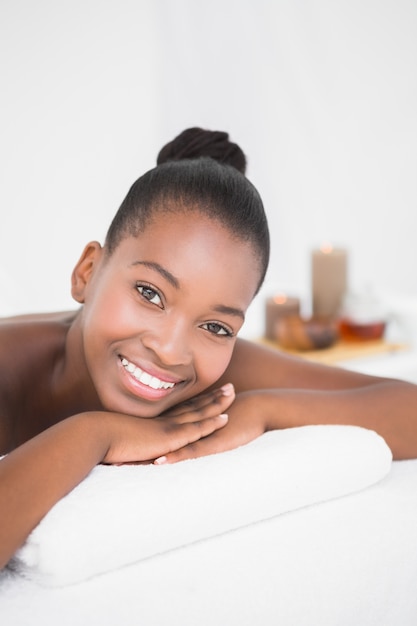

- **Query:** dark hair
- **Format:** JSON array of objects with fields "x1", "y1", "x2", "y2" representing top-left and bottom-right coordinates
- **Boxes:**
[
  {"x1": 157, "y1": 127, "x2": 247, "y2": 174},
  {"x1": 105, "y1": 128, "x2": 269, "y2": 294}
]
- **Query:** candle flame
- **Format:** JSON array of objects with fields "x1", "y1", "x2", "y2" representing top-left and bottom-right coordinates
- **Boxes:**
[
  {"x1": 320, "y1": 243, "x2": 333, "y2": 254},
  {"x1": 273, "y1": 294, "x2": 287, "y2": 304}
]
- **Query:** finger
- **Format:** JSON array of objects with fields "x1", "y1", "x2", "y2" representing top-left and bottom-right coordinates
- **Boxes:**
[
  {"x1": 163, "y1": 394, "x2": 235, "y2": 425},
  {"x1": 162, "y1": 393, "x2": 223, "y2": 418},
  {"x1": 158, "y1": 413, "x2": 229, "y2": 460},
  {"x1": 163, "y1": 383, "x2": 234, "y2": 417},
  {"x1": 154, "y1": 427, "x2": 234, "y2": 465},
  {"x1": 163, "y1": 386, "x2": 235, "y2": 422}
]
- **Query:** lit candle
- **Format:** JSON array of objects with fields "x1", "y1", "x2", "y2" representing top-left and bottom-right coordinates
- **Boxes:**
[
  {"x1": 265, "y1": 294, "x2": 301, "y2": 340},
  {"x1": 311, "y1": 244, "x2": 348, "y2": 319}
]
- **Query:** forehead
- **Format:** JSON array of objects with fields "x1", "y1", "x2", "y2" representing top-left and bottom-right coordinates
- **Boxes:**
[{"x1": 111, "y1": 212, "x2": 262, "y2": 307}]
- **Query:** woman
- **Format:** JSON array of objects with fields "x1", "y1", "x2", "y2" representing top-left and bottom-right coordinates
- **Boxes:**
[{"x1": 1, "y1": 127, "x2": 416, "y2": 570}]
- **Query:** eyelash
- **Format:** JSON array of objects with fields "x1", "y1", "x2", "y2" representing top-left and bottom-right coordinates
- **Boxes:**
[
  {"x1": 135, "y1": 283, "x2": 234, "y2": 338},
  {"x1": 136, "y1": 283, "x2": 164, "y2": 308},
  {"x1": 201, "y1": 322, "x2": 234, "y2": 338}
]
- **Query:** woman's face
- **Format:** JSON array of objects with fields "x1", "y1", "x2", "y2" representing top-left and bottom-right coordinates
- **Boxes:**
[{"x1": 74, "y1": 211, "x2": 262, "y2": 418}]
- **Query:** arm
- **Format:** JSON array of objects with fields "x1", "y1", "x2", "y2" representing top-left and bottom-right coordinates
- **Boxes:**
[
  {"x1": 257, "y1": 382, "x2": 417, "y2": 459},
  {"x1": 158, "y1": 339, "x2": 417, "y2": 462},
  {"x1": 218, "y1": 338, "x2": 402, "y2": 392},
  {"x1": 0, "y1": 401, "x2": 232, "y2": 569},
  {"x1": 231, "y1": 339, "x2": 417, "y2": 458}
]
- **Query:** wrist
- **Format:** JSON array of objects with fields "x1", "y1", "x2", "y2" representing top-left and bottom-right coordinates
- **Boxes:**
[
  {"x1": 252, "y1": 390, "x2": 291, "y2": 431},
  {"x1": 57, "y1": 411, "x2": 113, "y2": 465}
]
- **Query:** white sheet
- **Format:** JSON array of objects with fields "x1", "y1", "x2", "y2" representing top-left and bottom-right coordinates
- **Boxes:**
[
  {"x1": 1, "y1": 459, "x2": 416, "y2": 626},
  {"x1": 9, "y1": 425, "x2": 391, "y2": 586}
]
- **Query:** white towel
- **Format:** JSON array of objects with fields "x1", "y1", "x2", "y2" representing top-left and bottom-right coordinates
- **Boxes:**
[{"x1": 10, "y1": 425, "x2": 392, "y2": 586}]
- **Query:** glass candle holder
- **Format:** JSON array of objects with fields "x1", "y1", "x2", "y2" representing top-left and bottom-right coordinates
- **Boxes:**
[{"x1": 339, "y1": 290, "x2": 387, "y2": 342}]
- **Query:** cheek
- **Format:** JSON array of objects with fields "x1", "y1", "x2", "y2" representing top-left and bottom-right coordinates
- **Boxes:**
[
  {"x1": 193, "y1": 342, "x2": 235, "y2": 390},
  {"x1": 85, "y1": 283, "x2": 139, "y2": 337}
]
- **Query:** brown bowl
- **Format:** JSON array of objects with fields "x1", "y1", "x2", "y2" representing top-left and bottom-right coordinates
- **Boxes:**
[{"x1": 274, "y1": 315, "x2": 339, "y2": 351}]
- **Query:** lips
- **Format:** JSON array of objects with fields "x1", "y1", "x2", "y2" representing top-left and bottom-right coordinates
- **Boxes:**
[{"x1": 120, "y1": 356, "x2": 178, "y2": 391}]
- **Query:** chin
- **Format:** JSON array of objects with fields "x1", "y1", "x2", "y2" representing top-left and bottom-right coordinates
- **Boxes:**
[{"x1": 97, "y1": 397, "x2": 161, "y2": 419}]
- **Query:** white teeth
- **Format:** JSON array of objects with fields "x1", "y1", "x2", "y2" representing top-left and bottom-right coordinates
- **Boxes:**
[
  {"x1": 132, "y1": 367, "x2": 143, "y2": 381},
  {"x1": 139, "y1": 371, "x2": 152, "y2": 385},
  {"x1": 121, "y1": 357, "x2": 175, "y2": 390}
]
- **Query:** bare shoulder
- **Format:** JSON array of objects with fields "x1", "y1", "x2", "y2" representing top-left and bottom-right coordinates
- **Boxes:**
[
  {"x1": 219, "y1": 337, "x2": 387, "y2": 392},
  {"x1": 0, "y1": 311, "x2": 76, "y2": 360},
  {"x1": 0, "y1": 310, "x2": 78, "y2": 325},
  {"x1": 0, "y1": 311, "x2": 76, "y2": 452}
]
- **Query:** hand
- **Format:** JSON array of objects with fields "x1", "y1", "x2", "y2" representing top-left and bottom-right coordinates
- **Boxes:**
[
  {"x1": 101, "y1": 385, "x2": 235, "y2": 465},
  {"x1": 153, "y1": 390, "x2": 268, "y2": 464},
  {"x1": 160, "y1": 382, "x2": 236, "y2": 418}
]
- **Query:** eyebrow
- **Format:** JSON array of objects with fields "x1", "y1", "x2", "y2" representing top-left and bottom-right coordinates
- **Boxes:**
[
  {"x1": 130, "y1": 260, "x2": 245, "y2": 321},
  {"x1": 130, "y1": 261, "x2": 180, "y2": 289},
  {"x1": 212, "y1": 304, "x2": 245, "y2": 321}
]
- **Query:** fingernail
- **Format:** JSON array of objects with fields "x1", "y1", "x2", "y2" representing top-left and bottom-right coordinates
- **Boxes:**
[
  {"x1": 220, "y1": 383, "x2": 234, "y2": 396},
  {"x1": 219, "y1": 413, "x2": 228, "y2": 420},
  {"x1": 154, "y1": 456, "x2": 167, "y2": 465}
]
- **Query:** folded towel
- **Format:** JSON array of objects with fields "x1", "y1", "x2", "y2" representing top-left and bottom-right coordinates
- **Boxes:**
[{"x1": 10, "y1": 425, "x2": 392, "y2": 586}]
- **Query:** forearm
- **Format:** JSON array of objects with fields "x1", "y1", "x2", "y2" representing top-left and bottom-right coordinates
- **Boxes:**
[
  {"x1": 0, "y1": 413, "x2": 109, "y2": 569},
  {"x1": 260, "y1": 380, "x2": 417, "y2": 460}
]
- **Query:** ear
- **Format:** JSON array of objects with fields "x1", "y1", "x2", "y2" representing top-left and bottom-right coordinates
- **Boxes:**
[{"x1": 71, "y1": 241, "x2": 103, "y2": 304}]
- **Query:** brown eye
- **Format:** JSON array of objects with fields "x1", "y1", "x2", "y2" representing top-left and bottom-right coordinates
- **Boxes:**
[
  {"x1": 137, "y1": 285, "x2": 163, "y2": 307},
  {"x1": 202, "y1": 322, "x2": 232, "y2": 336}
]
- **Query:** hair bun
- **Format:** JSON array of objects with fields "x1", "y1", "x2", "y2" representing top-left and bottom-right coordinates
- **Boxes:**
[{"x1": 156, "y1": 127, "x2": 247, "y2": 174}]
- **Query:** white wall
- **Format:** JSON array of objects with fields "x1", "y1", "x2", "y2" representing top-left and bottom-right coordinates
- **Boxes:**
[{"x1": 1, "y1": 0, "x2": 416, "y2": 337}]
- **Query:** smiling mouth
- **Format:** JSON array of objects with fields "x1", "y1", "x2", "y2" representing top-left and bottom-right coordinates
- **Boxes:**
[{"x1": 120, "y1": 357, "x2": 177, "y2": 390}]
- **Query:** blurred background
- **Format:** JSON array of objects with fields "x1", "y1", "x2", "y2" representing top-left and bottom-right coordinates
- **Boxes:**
[{"x1": 0, "y1": 0, "x2": 416, "y2": 341}]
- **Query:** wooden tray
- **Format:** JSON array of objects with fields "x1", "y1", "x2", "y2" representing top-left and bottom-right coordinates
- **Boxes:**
[{"x1": 259, "y1": 337, "x2": 407, "y2": 365}]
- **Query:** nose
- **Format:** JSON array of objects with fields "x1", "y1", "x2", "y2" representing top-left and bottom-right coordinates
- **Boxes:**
[{"x1": 141, "y1": 317, "x2": 193, "y2": 367}]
